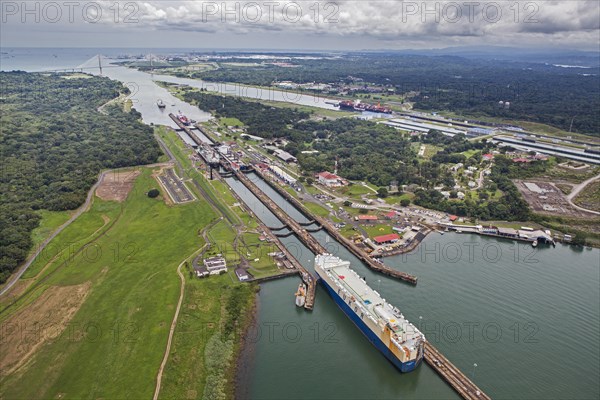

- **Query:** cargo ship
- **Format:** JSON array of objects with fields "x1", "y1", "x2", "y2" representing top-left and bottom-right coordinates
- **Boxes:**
[
  {"x1": 337, "y1": 100, "x2": 392, "y2": 114},
  {"x1": 177, "y1": 111, "x2": 191, "y2": 126},
  {"x1": 314, "y1": 254, "x2": 424, "y2": 372},
  {"x1": 295, "y1": 282, "x2": 307, "y2": 307}
]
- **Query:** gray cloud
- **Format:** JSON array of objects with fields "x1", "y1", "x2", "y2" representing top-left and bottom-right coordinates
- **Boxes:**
[{"x1": 0, "y1": 0, "x2": 598, "y2": 49}]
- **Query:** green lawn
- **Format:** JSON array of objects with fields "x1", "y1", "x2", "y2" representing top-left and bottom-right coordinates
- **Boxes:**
[
  {"x1": 29, "y1": 210, "x2": 73, "y2": 249},
  {"x1": 0, "y1": 168, "x2": 220, "y2": 399},
  {"x1": 304, "y1": 201, "x2": 332, "y2": 219},
  {"x1": 220, "y1": 117, "x2": 244, "y2": 127},
  {"x1": 573, "y1": 180, "x2": 600, "y2": 212},
  {"x1": 362, "y1": 223, "x2": 395, "y2": 238}
]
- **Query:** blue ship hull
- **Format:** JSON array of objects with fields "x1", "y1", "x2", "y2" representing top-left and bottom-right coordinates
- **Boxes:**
[{"x1": 317, "y1": 272, "x2": 423, "y2": 373}]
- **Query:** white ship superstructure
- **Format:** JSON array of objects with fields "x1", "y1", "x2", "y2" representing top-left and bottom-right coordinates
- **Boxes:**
[{"x1": 315, "y1": 254, "x2": 425, "y2": 372}]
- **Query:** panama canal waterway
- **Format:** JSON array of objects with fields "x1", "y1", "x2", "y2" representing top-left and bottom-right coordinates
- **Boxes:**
[{"x1": 3, "y1": 49, "x2": 599, "y2": 399}]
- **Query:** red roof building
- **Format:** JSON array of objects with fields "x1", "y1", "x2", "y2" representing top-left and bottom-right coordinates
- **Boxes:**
[
  {"x1": 482, "y1": 153, "x2": 494, "y2": 160},
  {"x1": 384, "y1": 211, "x2": 396, "y2": 219},
  {"x1": 449, "y1": 215, "x2": 458, "y2": 221},
  {"x1": 316, "y1": 171, "x2": 347, "y2": 187},
  {"x1": 373, "y1": 233, "x2": 400, "y2": 244}
]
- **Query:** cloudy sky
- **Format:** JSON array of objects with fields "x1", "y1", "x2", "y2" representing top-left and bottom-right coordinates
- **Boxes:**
[{"x1": 1, "y1": 1, "x2": 599, "y2": 50}]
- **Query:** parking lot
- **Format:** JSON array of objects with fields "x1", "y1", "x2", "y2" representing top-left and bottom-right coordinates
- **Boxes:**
[{"x1": 158, "y1": 168, "x2": 196, "y2": 204}]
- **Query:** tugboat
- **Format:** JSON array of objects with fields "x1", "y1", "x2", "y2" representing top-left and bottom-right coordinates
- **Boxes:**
[
  {"x1": 157, "y1": 99, "x2": 166, "y2": 109},
  {"x1": 295, "y1": 282, "x2": 307, "y2": 307},
  {"x1": 177, "y1": 111, "x2": 191, "y2": 126}
]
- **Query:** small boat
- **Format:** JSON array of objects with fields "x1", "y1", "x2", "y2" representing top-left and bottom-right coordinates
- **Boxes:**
[
  {"x1": 295, "y1": 283, "x2": 307, "y2": 307},
  {"x1": 532, "y1": 240, "x2": 538, "y2": 247},
  {"x1": 157, "y1": 99, "x2": 166, "y2": 109}
]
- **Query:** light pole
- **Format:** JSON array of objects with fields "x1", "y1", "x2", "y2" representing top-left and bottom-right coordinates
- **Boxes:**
[{"x1": 472, "y1": 363, "x2": 478, "y2": 379}]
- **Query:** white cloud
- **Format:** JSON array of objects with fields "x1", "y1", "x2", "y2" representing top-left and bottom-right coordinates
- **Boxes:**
[{"x1": 1, "y1": 0, "x2": 598, "y2": 49}]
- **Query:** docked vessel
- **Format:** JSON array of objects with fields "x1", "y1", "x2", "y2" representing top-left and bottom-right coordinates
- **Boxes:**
[
  {"x1": 157, "y1": 99, "x2": 166, "y2": 109},
  {"x1": 337, "y1": 99, "x2": 392, "y2": 114},
  {"x1": 295, "y1": 282, "x2": 307, "y2": 307},
  {"x1": 314, "y1": 254, "x2": 425, "y2": 372},
  {"x1": 177, "y1": 111, "x2": 191, "y2": 126}
]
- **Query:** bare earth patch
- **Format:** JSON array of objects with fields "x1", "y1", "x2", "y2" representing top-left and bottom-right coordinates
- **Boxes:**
[
  {"x1": 514, "y1": 179, "x2": 596, "y2": 218},
  {"x1": 0, "y1": 282, "x2": 92, "y2": 376},
  {"x1": 96, "y1": 170, "x2": 141, "y2": 202}
]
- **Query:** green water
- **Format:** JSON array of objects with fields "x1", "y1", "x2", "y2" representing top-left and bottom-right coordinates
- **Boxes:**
[{"x1": 227, "y1": 176, "x2": 600, "y2": 399}]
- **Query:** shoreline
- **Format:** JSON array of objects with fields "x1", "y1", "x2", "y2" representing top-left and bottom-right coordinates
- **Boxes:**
[{"x1": 232, "y1": 286, "x2": 261, "y2": 400}]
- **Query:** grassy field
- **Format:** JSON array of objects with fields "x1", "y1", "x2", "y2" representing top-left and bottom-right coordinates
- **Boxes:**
[
  {"x1": 573, "y1": 180, "x2": 600, "y2": 212},
  {"x1": 29, "y1": 210, "x2": 72, "y2": 249},
  {"x1": 362, "y1": 223, "x2": 395, "y2": 238},
  {"x1": 539, "y1": 164, "x2": 600, "y2": 184},
  {"x1": 0, "y1": 168, "x2": 221, "y2": 399},
  {"x1": 220, "y1": 117, "x2": 244, "y2": 127}
]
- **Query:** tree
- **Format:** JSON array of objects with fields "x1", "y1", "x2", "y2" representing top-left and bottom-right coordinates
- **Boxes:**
[
  {"x1": 148, "y1": 188, "x2": 160, "y2": 198},
  {"x1": 570, "y1": 234, "x2": 586, "y2": 247},
  {"x1": 377, "y1": 187, "x2": 388, "y2": 198},
  {"x1": 306, "y1": 177, "x2": 314, "y2": 186},
  {"x1": 400, "y1": 199, "x2": 410, "y2": 207}
]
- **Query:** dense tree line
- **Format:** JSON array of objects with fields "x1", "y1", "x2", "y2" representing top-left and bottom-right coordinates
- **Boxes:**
[
  {"x1": 0, "y1": 72, "x2": 161, "y2": 283},
  {"x1": 184, "y1": 54, "x2": 599, "y2": 135},
  {"x1": 413, "y1": 155, "x2": 534, "y2": 221},
  {"x1": 182, "y1": 91, "x2": 310, "y2": 139}
]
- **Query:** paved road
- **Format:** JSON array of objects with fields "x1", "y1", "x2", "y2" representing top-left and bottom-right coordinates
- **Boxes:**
[
  {"x1": 567, "y1": 172, "x2": 600, "y2": 201},
  {"x1": 564, "y1": 172, "x2": 600, "y2": 215}
]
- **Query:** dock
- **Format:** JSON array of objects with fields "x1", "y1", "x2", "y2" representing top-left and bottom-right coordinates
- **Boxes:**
[
  {"x1": 251, "y1": 167, "x2": 418, "y2": 285},
  {"x1": 169, "y1": 113, "x2": 207, "y2": 147},
  {"x1": 192, "y1": 150, "x2": 316, "y2": 310},
  {"x1": 425, "y1": 342, "x2": 491, "y2": 400}
]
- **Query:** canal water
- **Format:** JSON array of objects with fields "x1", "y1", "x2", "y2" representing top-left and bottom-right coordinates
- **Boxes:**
[
  {"x1": 4, "y1": 50, "x2": 599, "y2": 399},
  {"x1": 226, "y1": 173, "x2": 599, "y2": 399}
]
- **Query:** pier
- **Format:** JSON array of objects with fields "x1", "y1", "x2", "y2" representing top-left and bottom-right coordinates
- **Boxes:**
[
  {"x1": 251, "y1": 167, "x2": 418, "y2": 285},
  {"x1": 425, "y1": 342, "x2": 491, "y2": 400},
  {"x1": 169, "y1": 113, "x2": 207, "y2": 147}
]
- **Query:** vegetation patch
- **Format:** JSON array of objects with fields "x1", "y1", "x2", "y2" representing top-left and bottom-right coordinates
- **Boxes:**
[
  {"x1": 0, "y1": 72, "x2": 161, "y2": 283},
  {"x1": 0, "y1": 281, "x2": 92, "y2": 376},
  {"x1": 574, "y1": 180, "x2": 600, "y2": 213}
]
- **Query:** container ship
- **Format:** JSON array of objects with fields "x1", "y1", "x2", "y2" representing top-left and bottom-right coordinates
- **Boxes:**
[
  {"x1": 314, "y1": 254, "x2": 424, "y2": 372},
  {"x1": 337, "y1": 100, "x2": 392, "y2": 114}
]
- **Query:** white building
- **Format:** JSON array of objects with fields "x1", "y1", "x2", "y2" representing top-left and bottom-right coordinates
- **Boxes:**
[
  {"x1": 316, "y1": 171, "x2": 347, "y2": 187},
  {"x1": 203, "y1": 257, "x2": 227, "y2": 275},
  {"x1": 270, "y1": 165, "x2": 297, "y2": 185}
]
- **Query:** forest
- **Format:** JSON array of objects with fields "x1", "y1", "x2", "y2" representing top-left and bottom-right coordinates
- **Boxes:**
[
  {"x1": 0, "y1": 72, "x2": 161, "y2": 283},
  {"x1": 180, "y1": 54, "x2": 600, "y2": 135},
  {"x1": 183, "y1": 91, "x2": 534, "y2": 221}
]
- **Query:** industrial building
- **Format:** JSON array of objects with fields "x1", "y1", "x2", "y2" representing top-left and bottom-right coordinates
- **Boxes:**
[
  {"x1": 203, "y1": 257, "x2": 227, "y2": 275},
  {"x1": 269, "y1": 165, "x2": 297, "y2": 185}
]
